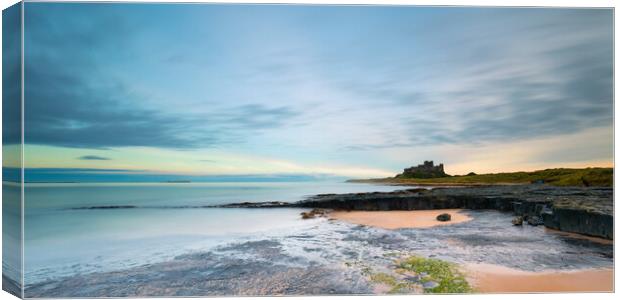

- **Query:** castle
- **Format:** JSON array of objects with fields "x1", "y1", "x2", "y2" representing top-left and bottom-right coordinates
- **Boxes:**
[{"x1": 397, "y1": 161, "x2": 448, "y2": 179}]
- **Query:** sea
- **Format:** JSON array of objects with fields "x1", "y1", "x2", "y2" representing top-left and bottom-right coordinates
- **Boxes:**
[
  {"x1": 22, "y1": 181, "x2": 401, "y2": 285},
  {"x1": 1, "y1": 179, "x2": 612, "y2": 296}
]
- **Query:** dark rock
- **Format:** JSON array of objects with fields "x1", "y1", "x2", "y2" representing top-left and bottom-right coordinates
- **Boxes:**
[
  {"x1": 543, "y1": 207, "x2": 613, "y2": 240},
  {"x1": 214, "y1": 201, "x2": 292, "y2": 208},
  {"x1": 310, "y1": 208, "x2": 327, "y2": 216},
  {"x1": 436, "y1": 213, "x2": 451, "y2": 222},
  {"x1": 422, "y1": 281, "x2": 439, "y2": 289},
  {"x1": 222, "y1": 185, "x2": 612, "y2": 239},
  {"x1": 72, "y1": 205, "x2": 137, "y2": 210},
  {"x1": 511, "y1": 216, "x2": 523, "y2": 226},
  {"x1": 294, "y1": 185, "x2": 612, "y2": 239},
  {"x1": 527, "y1": 216, "x2": 543, "y2": 226},
  {"x1": 301, "y1": 208, "x2": 328, "y2": 219}
]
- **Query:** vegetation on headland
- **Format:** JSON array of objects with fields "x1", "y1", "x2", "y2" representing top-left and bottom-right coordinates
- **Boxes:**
[
  {"x1": 349, "y1": 167, "x2": 612, "y2": 187},
  {"x1": 367, "y1": 256, "x2": 472, "y2": 294}
]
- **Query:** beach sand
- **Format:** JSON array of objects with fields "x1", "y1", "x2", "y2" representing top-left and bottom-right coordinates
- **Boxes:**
[
  {"x1": 465, "y1": 263, "x2": 613, "y2": 293},
  {"x1": 544, "y1": 228, "x2": 614, "y2": 245},
  {"x1": 329, "y1": 209, "x2": 472, "y2": 229}
]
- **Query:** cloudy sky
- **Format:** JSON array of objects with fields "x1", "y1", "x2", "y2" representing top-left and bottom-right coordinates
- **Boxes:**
[{"x1": 14, "y1": 3, "x2": 613, "y2": 178}]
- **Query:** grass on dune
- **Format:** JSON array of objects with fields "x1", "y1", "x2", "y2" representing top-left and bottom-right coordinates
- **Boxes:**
[{"x1": 352, "y1": 167, "x2": 613, "y2": 187}]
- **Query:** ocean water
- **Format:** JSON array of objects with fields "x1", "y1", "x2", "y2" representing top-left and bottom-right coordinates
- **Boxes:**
[
  {"x1": 20, "y1": 181, "x2": 614, "y2": 296},
  {"x1": 23, "y1": 181, "x2": 402, "y2": 285}
]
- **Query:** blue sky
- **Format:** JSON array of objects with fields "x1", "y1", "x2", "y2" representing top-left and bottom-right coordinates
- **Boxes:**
[{"x1": 14, "y1": 3, "x2": 613, "y2": 178}]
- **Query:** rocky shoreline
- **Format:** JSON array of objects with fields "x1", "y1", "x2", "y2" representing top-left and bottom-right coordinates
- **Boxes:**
[
  {"x1": 25, "y1": 199, "x2": 614, "y2": 297},
  {"x1": 217, "y1": 185, "x2": 613, "y2": 240}
]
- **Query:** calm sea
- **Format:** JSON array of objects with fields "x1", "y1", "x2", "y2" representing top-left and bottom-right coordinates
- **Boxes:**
[{"x1": 22, "y1": 181, "x2": 400, "y2": 285}]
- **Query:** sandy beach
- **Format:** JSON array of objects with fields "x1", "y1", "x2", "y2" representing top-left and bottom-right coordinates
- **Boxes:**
[
  {"x1": 329, "y1": 209, "x2": 472, "y2": 229},
  {"x1": 465, "y1": 263, "x2": 613, "y2": 293},
  {"x1": 330, "y1": 209, "x2": 614, "y2": 293}
]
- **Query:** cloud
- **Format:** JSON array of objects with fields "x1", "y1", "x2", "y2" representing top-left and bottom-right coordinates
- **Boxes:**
[
  {"x1": 20, "y1": 4, "x2": 612, "y2": 175},
  {"x1": 27, "y1": 168, "x2": 139, "y2": 173},
  {"x1": 2, "y1": 4, "x2": 22, "y2": 145},
  {"x1": 334, "y1": 9, "x2": 612, "y2": 150},
  {"x1": 78, "y1": 155, "x2": 111, "y2": 161},
  {"x1": 23, "y1": 4, "x2": 299, "y2": 150}
]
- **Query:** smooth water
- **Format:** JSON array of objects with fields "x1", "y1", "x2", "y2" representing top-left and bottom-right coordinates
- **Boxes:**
[{"x1": 23, "y1": 181, "x2": 402, "y2": 284}]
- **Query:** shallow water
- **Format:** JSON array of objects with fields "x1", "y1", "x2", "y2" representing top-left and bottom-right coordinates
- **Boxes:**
[
  {"x1": 23, "y1": 181, "x2": 401, "y2": 284},
  {"x1": 25, "y1": 209, "x2": 613, "y2": 297},
  {"x1": 21, "y1": 182, "x2": 613, "y2": 297}
]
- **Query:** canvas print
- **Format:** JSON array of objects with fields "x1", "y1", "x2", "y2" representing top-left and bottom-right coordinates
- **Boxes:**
[{"x1": 1, "y1": 1, "x2": 614, "y2": 297}]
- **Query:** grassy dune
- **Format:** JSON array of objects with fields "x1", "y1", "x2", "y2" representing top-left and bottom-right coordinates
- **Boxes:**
[{"x1": 349, "y1": 167, "x2": 613, "y2": 187}]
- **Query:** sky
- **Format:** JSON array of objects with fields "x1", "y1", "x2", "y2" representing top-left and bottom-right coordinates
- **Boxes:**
[{"x1": 9, "y1": 3, "x2": 614, "y2": 178}]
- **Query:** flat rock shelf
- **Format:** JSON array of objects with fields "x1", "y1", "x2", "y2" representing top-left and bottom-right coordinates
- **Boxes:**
[{"x1": 218, "y1": 185, "x2": 613, "y2": 240}]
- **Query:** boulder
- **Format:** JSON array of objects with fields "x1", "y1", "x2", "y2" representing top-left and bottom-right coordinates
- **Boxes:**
[
  {"x1": 436, "y1": 213, "x2": 451, "y2": 222},
  {"x1": 300, "y1": 212, "x2": 314, "y2": 219},
  {"x1": 310, "y1": 208, "x2": 327, "y2": 216},
  {"x1": 527, "y1": 216, "x2": 543, "y2": 226},
  {"x1": 511, "y1": 216, "x2": 523, "y2": 226},
  {"x1": 422, "y1": 281, "x2": 439, "y2": 289},
  {"x1": 301, "y1": 208, "x2": 328, "y2": 219}
]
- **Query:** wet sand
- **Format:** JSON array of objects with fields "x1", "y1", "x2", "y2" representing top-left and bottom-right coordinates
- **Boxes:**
[
  {"x1": 544, "y1": 228, "x2": 614, "y2": 245},
  {"x1": 465, "y1": 263, "x2": 614, "y2": 293},
  {"x1": 329, "y1": 209, "x2": 472, "y2": 229}
]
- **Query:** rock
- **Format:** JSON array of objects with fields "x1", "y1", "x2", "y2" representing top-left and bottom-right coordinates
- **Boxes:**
[
  {"x1": 300, "y1": 212, "x2": 314, "y2": 219},
  {"x1": 301, "y1": 208, "x2": 328, "y2": 219},
  {"x1": 527, "y1": 216, "x2": 543, "y2": 226},
  {"x1": 511, "y1": 216, "x2": 523, "y2": 226},
  {"x1": 228, "y1": 185, "x2": 612, "y2": 239},
  {"x1": 543, "y1": 206, "x2": 613, "y2": 239},
  {"x1": 436, "y1": 213, "x2": 451, "y2": 222},
  {"x1": 422, "y1": 281, "x2": 439, "y2": 289},
  {"x1": 310, "y1": 208, "x2": 327, "y2": 216},
  {"x1": 214, "y1": 201, "x2": 292, "y2": 208}
]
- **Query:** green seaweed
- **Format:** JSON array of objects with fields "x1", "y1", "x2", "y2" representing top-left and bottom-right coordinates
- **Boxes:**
[
  {"x1": 399, "y1": 256, "x2": 472, "y2": 293},
  {"x1": 368, "y1": 256, "x2": 473, "y2": 294},
  {"x1": 370, "y1": 272, "x2": 398, "y2": 286},
  {"x1": 369, "y1": 273, "x2": 419, "y2": 294}
]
